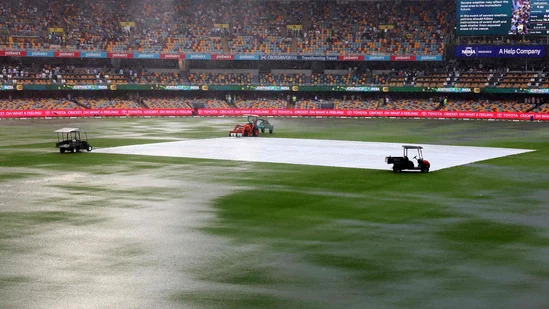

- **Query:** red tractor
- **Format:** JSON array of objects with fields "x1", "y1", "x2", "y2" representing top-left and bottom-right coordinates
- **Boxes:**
[{"x1": 229, "y1": 115, "x2": 260, "y2": 137}]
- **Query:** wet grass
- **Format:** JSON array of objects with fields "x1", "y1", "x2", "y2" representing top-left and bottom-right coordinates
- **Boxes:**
[
  {"x1": 0, "y1": 118, "x2": 548, "y2": 308},
  {"x1": 0, "y1": 211, "x2": 103, "y2": 241}
]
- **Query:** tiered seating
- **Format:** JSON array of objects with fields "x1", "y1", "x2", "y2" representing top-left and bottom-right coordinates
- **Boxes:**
[
  {"x1": 259, "y1": 73, "x2": 305, "y2": 85},
  {"x1": 414, "y1": 73, "x2": 449, "y2": 87},
  {"x1": 0, "y1": 98, "x2": 81, "y2": 110},
  {"x1": 497, "y1": 73, "x2": 536, "y2": 88},
  {"x1": 296, "y1": 0, "x2": 451, "y2": 55},
  {"x1": 144, "y1": 98, "x2": 192, "y2": 109},
  {"x1": 388, "y1": 76, "x2": 407, "y2": 87},
  {"x1": 380, "y1": 99, "x2": 439, "y2": 110},
  {"x1": 454, "y1": 72, "x2": 491, "y2": 88},
  {"x1": 187, "y1": 73, "x2": 252, "y2": 85},
  {"x1": 534, "y1": 104, "x2": 549, "y2": 113},
  {"x1": 334, "y1": 99, "x2": 378, "y2": 110},
  {"x1": 138, "y1": 73, "x2": 185, "y2": 85},
  {"x1": 203, "y1": 99, "x2": 230, "y2": 109},
  {"x1": 78, "y1": 98, "x2": 140, "y2": 109},
  {"x1": 0, "y1": 0, "x2": 452, "y2": 55},
  {"x1": 234, "y1": 99, "x2": 287, "y2": 109},
  {"x1": 311, "y1": 74, "x2": 385, "y2": 86},
  {"x1": 295, "y1": 100, "x2": 320, "y2": 109},
  {"x1": 442, "y1": 100, "x2": 535, "y2": 112}
]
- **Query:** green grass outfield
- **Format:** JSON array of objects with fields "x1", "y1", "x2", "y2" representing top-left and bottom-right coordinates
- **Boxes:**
[{"x1": 0, "y1": 117, "x2": 548, "y2": 308}]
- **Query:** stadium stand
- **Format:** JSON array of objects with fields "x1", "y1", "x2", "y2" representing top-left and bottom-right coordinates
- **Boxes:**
[
  {"x1": 0, "y1": 97, "x2": 82, "y2": 110},
  {"x1": 0, "y1": 0, "x2": 453, "y2": 55},
  {"x1": 380, "y1": 98, "x2": 440, "y2": 110},
  {"x1": 235, "y1": 99, "x2": 287, "y2": 109},
  {"x1": 441, "y1": 99, "x2": 537, "y2": 112},
  {"x1": 333, "y1": 99, "x2": 379, "y2": 110},
  {"x1": 143, "y1": 97, "x2": 193, "y2": 109},
  {"x1": 77, "y1": 97, "x2": 141, "y2": 109}
]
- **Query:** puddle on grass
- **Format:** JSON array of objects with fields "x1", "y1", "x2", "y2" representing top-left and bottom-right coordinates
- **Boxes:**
[{"x1": 0, "y1": 164, "x2": 243, "y2": 309}]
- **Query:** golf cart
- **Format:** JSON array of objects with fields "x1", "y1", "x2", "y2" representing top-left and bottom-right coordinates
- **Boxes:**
[
  {"x1": 385, "y1": 145, "x2": 430, "y2": 173},
  {"x1": 229, "y1": 114, "x2": 260, "y2": 137},
  {"x1": 55, "y1": 128, "x2": 93, "y2": 153},
  {"x1": 256, "y1": 118, "x2": 274, "y2": 134}
]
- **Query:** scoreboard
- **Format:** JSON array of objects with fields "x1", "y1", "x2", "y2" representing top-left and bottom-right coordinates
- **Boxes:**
[
  {"x1": 457, "y1": 0, "x2": 549, "y2": 35},
  {"x1": 530, "y1": 0, "x2": 549, "y2": 34}
]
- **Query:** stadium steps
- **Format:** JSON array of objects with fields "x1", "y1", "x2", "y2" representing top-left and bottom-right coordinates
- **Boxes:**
[
  {"x1": 138, "y1": 98, "x2": 150, "y2": 109},
  {"x1": 221, "y1": 38, "x2": 229, "y2": 53},
  {"x1": 71, "y1": 98, "x2": 90, "y2": 109},
  {"x1": 291, "y1": 38, "x2": 297, "y2": 53}
]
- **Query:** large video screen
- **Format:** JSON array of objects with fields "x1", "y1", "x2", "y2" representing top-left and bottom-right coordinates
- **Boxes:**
[{"x1": 457, "y1": 0, "x2": 549, "y2": 35}]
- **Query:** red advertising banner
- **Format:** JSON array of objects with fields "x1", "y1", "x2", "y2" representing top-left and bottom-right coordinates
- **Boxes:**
[
  {"x1": 197, "y1": 108, "x2": 549, "y2": 120},
  {"x1": 54, "y1": 51, "x2": 81, "y2": 58},
  {"x1": 3, "y1": 50, "x2": 27, "y2": 57},
  {"x1": 160, "y1": 53, "x2": 186, "y2": 59},
  {"x1": 0, "y1": 108, "x2": 548, "y2": 121},
  {"x1": 0, "y1": 109, "x2": 194, "y2": 118},
  {"x1": 107, "y1": 52, "x2": 134, "y2": 59},
  {"x1": 337, "y1": 55, "x2": 365, "y2": 61},
  {"x1": 390, "y1": 55, "x2": 417, "y2": 61},
  {"x1": 212, "y1": 54, "x2": 235, "y2": 60}
]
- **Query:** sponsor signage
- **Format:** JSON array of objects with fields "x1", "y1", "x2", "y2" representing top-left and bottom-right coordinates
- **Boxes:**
[
  {"x1": 456, "y1": 45, "x2": 546, "y2": 58},
  {"x1": 3, "y1": 50, "x2": 27, "y2": 57},
  {"x1": 160, "y1": 53, "x2": 185, "y2": 59},
  {"x1": 390, "y1": 55, "x2": 417, "y2": 61},
  {"x1": 81, "y1": 52, "x2": 107, "y2": 58},
  {"x1": 365, "y1": 55, "x2": 391, "y2": 61},
  {"x1": 28, "y1": 51, "x2": 54, "y2": 57},
  {"x1": 71, "y1": 85, "x2": 109, "y2": 90},
  {"x1": 344, "y1": 86, "x2": 381, "y2": 92},
  {"x1": 134, "y1": 53, "x2": 160, "y2": 59},
  {"x1": 434, "y1": 87, "x2": 472, "y2": 93},
  {"x1": 186, "y1": 54, "x2": 212, "y2": 60},
  {"x1": 526, "y1": 88, "x2": 549, "y2": 94},
  {"x1": 0, "y1": 49, "x2": 445, "y2": 62},
  {"x1": 163, "y1": 85, "x2": 201, "y2": 90},
  {"x1": 54, "y1": 51, "x2": 81, "y2": 58},
  {"x1": 0, "y1": 108, "x2": 547, "y2": 120},
  {"x1": 1, "y1": 85, "x2": 15, "y2": 90},
  {"x1": 212, "y1": 54, "x2": 235, "y2": 60},
  {"x1": 337, "y1": 55, "x2": 364, "y2": 61},
  {"x1": 417, "y1": 55, "x2": 443, "y2": 61},
  {"x1": 0, "y1": 109, "x2": 194, "y2": 118},
  {"x1": 253, "y1": 86, "x2": 290, "y2": 91},
  {"x1": 235, "y1": 54, "x2": 260, "y2": 60},
  {"x1": 197, "y1": 109, "x2": 549, "y2": 120},
  {"x1": 260, "y1": 55, "x2": 299, "y2": 61},
  {"x1": 299, "y1": 55, "x2": 339, "y2": 61},
  {"x1": 107, "y1": 52, "x2": 134, "y2": 59}
]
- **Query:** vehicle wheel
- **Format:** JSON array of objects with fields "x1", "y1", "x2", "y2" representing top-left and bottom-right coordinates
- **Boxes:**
[
  {"x1": 269, "y1": 129, "x2": 273, "y2": 134},
  {"x1": 70, "y1": 148, "x2": 75, "y2": 153},
  {"x1": 60, "y1": 148, "x2": 65, "y2": 153},
  {"x1": 243, "y1": 131, "x2": 249, "y2": 137},
  {"x1": 421, "y1": 167, "x2": 429, "y2": 173},
  {"x1": 253, "y1": 128, "x2": 259, "y2": 137},
  {"x1": 87, "y1": 146, "x2": 93, "y2": 152},
  {"x1": 392, "y1": 166, "x2": 401, "y2": 173},
  {"x1": 75, "y1": 147, "x2": 80, "y2": 152}
]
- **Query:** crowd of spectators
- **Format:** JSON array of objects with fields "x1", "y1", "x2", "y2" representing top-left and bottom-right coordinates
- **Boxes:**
[
  {"x1": 0, "y1": 0, "x2": 453, "y2": 55},
  {"x1": 6, "y1": 61, "x2": 549, "y2": 90},
  {"x1": 1, "y1": 93, "x2": 545, "y2": 114}
]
